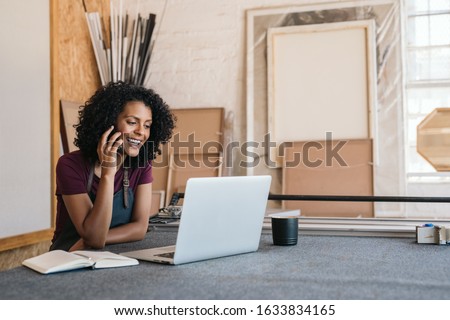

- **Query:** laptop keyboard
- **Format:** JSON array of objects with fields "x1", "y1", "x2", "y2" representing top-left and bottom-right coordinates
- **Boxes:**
[{"x1": 155, "y1": 252, "x2": 175, "y2": 258}]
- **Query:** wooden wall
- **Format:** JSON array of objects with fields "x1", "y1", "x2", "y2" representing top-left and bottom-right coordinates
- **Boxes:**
[{"x1": 58, "y1": 0, "x2": 108, "y2": 102}]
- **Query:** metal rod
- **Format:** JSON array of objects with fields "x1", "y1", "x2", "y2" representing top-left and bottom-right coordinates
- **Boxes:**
[
  {"x1": 267, "y1": 194, "x2": 450, "y2": 203},
  {"x1": 170, "y1": 193, "x2": 450, "y2": 203}
]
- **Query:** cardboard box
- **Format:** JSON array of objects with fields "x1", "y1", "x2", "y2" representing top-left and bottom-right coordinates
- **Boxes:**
[{"x1": 416, "y1": 224, "x2": 449, "y2": 245}]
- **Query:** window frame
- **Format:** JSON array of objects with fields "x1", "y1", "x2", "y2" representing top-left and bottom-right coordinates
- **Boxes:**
[{"x1": 404, "y1": 1, "x2": 450, "y2": 182}]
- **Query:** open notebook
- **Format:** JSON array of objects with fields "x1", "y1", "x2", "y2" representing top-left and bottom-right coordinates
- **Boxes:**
[{"x1": 22, "y1": 250, "x2": 138, "y2": 274}]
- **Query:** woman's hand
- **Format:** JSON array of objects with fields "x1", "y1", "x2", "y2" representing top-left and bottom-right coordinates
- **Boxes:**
[{"x1": 97, "y1": 126, "x2": 123, "y2": 176}]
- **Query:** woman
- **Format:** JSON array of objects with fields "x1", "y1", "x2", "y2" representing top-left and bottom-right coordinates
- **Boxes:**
[{"x1": 51, "y1": 81, "x2": 175, "y2": 251}]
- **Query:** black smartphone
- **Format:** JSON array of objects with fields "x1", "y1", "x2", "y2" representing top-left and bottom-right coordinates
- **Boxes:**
[{"x1": 107, "y1": 127, "x2": 123, "y2": 153}]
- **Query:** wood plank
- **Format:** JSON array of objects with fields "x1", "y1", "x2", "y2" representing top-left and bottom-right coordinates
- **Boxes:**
[
  {"x1": 0, "y1": 229, "x2": 54, "y2": 252},
  {"x1": 58, "y1": 0, "x2": 107, "y2": 102},
  {"x1": 282, "y1": 139, "x2": 374, "y2": 217},
  {"x1": 50, "y1": 0, "x2": 60, "y2": 233},
  {"x1": 170, "y1": 108, "x2": 225, "y2": 154}
]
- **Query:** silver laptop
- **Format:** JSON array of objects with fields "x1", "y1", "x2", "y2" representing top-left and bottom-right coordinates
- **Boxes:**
[{"x1": 120, "y1": 175, "x2": 271, "y2": 265}]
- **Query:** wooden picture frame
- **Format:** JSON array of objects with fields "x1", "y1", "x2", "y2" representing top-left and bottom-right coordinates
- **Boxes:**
[
  {"x1": 165, "y1": 153, "x2": 223, "y2": 205},
  {"x1": 170, "y1": 108, "x2": 225, "y2": 154},
  {"x1": 60, "y1": 100, "x2": 81, "y2": 154},
  {"x1": 151, "y1": 190, "x2": 166, "y2": 215}
]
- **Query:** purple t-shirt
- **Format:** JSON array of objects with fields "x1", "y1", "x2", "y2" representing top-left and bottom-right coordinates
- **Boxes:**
[{"x1": 52, "y1": 150, "x2": 153, "y2": 243}]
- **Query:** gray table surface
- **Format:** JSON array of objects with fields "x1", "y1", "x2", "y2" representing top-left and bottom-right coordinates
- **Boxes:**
[{"x1": 1, "y1": 227, "x2": 450, "y2": 300}]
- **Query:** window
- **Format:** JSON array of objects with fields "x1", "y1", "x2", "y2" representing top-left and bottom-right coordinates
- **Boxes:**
[{"x1": 405, "y1": 0, "x2": 450, "y2": 181}]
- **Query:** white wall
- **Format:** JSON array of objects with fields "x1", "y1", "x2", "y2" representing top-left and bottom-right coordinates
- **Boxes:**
[{"x1": 0, "y1": 0, "x2": 51, "y2": 238}]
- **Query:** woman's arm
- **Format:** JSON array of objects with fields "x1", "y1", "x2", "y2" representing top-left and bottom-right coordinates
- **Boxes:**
[
  {"x1": 64, "y1": 127, "x2": 123, "y2": 249},
  {"x1": 62, "y1": 174, "x2": 114, "y2": 249},
  {"x1": 67, "y1": 183, "x2": 153, "y2": 251}
]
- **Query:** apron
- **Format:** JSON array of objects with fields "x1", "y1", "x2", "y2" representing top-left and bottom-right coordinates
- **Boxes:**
[{"x1": 50, "y1": 166, "x2": 134, "y2": 251}]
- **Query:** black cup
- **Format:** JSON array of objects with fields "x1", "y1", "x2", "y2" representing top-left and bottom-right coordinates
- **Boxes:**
[{"x1": 271, "y1": 216, "x2": 298, "y2": 246}]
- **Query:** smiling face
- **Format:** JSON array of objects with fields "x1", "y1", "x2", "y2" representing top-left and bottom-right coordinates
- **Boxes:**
[{"x1": 115, "y1": 101, "x2": 152, "y2": 158}]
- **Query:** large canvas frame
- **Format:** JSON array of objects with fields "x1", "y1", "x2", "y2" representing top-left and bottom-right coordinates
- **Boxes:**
[
  {"x1": 246, "y1": 0, "x2": 404, "y2": 217},
  {"x1": 267, "y1": 20, "x2": 376, "y2": 144}
]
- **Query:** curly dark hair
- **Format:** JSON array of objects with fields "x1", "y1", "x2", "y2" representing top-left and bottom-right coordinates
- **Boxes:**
[{"x1": 74, "y1": 81, "x2": 175, "y2": 168}]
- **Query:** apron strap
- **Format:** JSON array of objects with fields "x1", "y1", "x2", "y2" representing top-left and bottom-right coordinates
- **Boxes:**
[
  {"x1": 87, "y1": 163, "x2": 129, "y2": 209},
  {"x1": 87, "y1": 163, "x2": 95, "y2": 194},
  {"x1": 123, "y1": 168, "x2": 129, "y2": 209}
]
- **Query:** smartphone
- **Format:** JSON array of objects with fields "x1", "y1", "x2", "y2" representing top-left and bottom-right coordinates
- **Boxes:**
[{"x1": 107, "y1": 127, "x2": 124, "y2": 153}]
